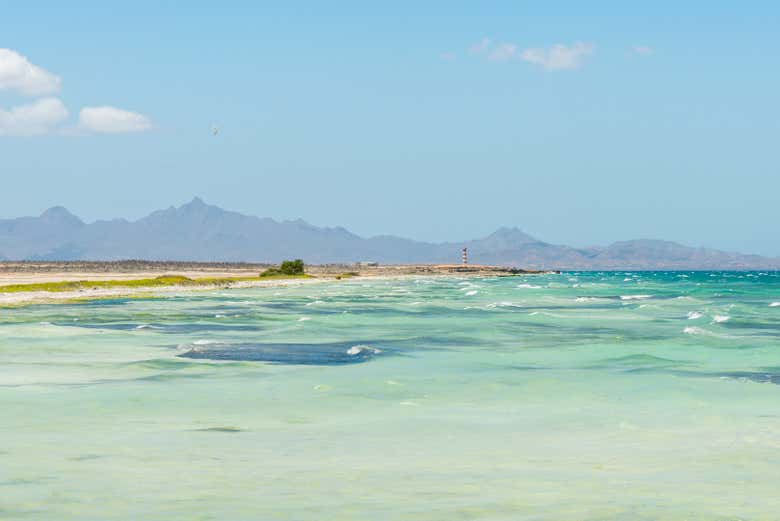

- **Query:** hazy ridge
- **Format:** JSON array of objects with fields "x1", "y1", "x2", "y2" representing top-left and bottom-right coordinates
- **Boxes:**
[{"x1": 1, "y1": 198, "x2": 778, "y2": 269}]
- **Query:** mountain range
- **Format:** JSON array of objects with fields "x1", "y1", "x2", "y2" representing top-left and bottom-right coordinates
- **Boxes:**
[{"x1": 0, "y1": 198, "x2": 777, "y2": 270}]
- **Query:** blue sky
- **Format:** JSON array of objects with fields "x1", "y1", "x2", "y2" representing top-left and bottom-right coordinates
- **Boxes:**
[{"x1": 2, "y1": 1, "x2": 779, "y2": 255}]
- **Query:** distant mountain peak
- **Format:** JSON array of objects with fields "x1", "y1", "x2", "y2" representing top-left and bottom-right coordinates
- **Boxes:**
[
  {"x1": 176, "y1": 197, "x2": 225, "y2": 217},
  {"x1": 186, "y1": 196, "x2": 206, "y2": 207},
  {"x1": 39, "y1": 206, "x2": 83, "y2": 226},
  {"x1": 472, "y1": 227, "x2": 539, "y2": 249}
]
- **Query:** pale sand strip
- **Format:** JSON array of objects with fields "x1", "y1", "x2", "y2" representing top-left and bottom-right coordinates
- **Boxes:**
[{"x1": 0, "y1": 277, "x2": 330, "y2": 307}]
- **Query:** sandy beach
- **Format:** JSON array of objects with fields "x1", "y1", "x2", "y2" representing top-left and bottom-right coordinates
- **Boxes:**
[{"x1": 0, "y1": 261, "x2": 542, "y2": 306}]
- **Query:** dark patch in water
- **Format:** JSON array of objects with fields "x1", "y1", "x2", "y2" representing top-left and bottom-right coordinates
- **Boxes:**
[
  {"x1": 178, "y1": 341, "x2": 389, "y2": 365},
  {"x1": 673, "y1": 369, "x2": 780, "y2": 385},
  {"x1": 596, "y1": 354, "x2": 689, "y2": 370},
  {"x1": 193, "y1": 426, "x2": 243, "y2": 433},
  {"x1": 69, "y1": 454, "x2": 104, "y2": 461},
  {"x1": 58, "y1": 322, "x2": 265, "y2": 333}
]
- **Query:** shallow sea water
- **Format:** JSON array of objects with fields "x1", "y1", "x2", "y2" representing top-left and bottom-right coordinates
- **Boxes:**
[{"x1": 1, "y1": 272, "x2": 779, "y2": 520}]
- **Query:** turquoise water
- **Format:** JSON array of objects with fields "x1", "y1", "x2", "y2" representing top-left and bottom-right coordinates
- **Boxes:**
[{"x1": 1, "y1": 272, "x2": 779, "y2": 520}]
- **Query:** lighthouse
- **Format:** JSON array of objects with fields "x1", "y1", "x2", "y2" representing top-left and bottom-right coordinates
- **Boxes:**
[{"x1": 462, "y1": 247, "x2": 468, "y2": 265}]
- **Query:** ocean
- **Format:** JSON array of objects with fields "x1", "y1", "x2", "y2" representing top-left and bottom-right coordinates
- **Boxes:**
[{"x1": 1, "y1": 272, "x2": 779, "y2": 520}]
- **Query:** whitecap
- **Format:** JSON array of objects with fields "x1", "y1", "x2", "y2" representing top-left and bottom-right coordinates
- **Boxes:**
[
  {"x1": 687, "y1": 311, "x2": 703, "y2": 320},
  {"x1": 193, "y1": 339, "x2": 217, "y2": 345},
  {"x1": 214, "y1": 314, "x2": 226, "y2": 318},
  {"x1": 346, "y1": 345, "x2": 381, "y2": 356},
  {"x1": 135, "y1": 324, "x2": 154, "y2": 330},
  {"x1": 770, "y1": 302, "x2": 780, "y2": 307},
  {"x1": 712, "y1": 315, "x2": 730, "y2": 323},
  {"x1": 684, "y1": 326, "x2": 705, "y2": 335},
  {"x1": 575, "y1": 296, "x2": 605, "y2": 302},
  {"x1": 620, "y1": 295, "x2": 652, "y2": 301},
  {"x1": 298, "y1": 317, "x2": 311, "y2": 322},
  {"x1": 464, "y1": 290, "x2": 478, "y2": 296},
  {"x1": 517, "y1": 284, "x2": 542, "y2": 289}
]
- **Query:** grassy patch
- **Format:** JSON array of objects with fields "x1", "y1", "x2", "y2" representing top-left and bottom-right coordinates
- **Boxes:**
[{"x1": 0, "y1": 274, "x2": 311, "y2": 294}]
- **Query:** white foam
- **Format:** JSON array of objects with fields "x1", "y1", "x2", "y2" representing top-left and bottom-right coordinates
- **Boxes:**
[
  {"x1": 770, "y1": 302, "x2": 780, "y2": 307},
  {"x1": 346, "y1": 345, "x2": 381, "y2": 356},
  {"x1": 516, "y1": 284, "x2": 541, "y2": 289},
  {"x1": 712, "y1": 315, "x2": 730, "y2": 323},
  {"x1": 684, "y1": 326, "x2": 705, "y2": 335},
  {"x1": 298, "y1": 317, "x2": 311, "y2": 322},
  {"x1": 687, "y1": 311, "x2": 703, "y2": 320},
  {"x1": 193, "y1": 339, "x2": 216, "y2": 345},
  {"x1": 465, "y1": 290, "x2": 478, "y2": 296},
  {"x1": 575, "y1": 296, "x2": 604, "y2": 302},
  {"x1": 214, "y1": 314, "x2": 226, "y2": 318},
  {"x1": 135, "y1": 324, "x2": 153, "y2": 330},
  {"x1": 620, "y1": 295, "x2": 652, "y2": 301},
  {"x1": 305, "y1": 300, "x2": 325, "y2": 306}
]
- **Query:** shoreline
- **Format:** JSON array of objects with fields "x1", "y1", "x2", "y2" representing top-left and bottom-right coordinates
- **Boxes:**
[{"x1": 0, "y1": 262, "x2": 550, "y2": 307}]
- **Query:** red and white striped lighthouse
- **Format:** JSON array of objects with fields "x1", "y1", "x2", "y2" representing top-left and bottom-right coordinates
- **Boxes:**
[{"x1": 462, "y1": 247, "x2": 468, "y2": 265}]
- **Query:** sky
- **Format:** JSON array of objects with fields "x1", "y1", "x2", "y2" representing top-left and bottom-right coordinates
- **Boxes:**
[{"x1": 1, "y1": 1, "x2": 779, "y2": 256}]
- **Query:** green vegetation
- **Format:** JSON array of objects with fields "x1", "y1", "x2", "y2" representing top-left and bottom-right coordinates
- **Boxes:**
[
  {"x1": 260, "y1": 259, "x2": 305, "y2": 277},
  {"x1": 1, "y1": 275, "x2": 240, "y2": 293}
]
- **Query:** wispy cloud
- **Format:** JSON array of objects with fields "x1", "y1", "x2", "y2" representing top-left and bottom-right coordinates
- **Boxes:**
[
  {"x1": 633, "y1": 45, "x2": 654, "y2": 56},
  {"x1": 468, "y1": 37, "x2": 491, "y2": 55},
  {"x1": 0, "y1": 97, "x2": 68, "y2": 136},
  {"x1": 0, "y1": 48, "x2": 152, "y2": 137},
  {"x1": 78, "y1": 106, "x2": 152, "y2": 134},
  {"x1": 488, "y1": 43, "x2": 519, "y2": 62},
  {"x1": 0, "y1": 48, "x2": 61, "y2": 96},
  {"x1": 520, "y1": 42, "x2": 594, "y2": 70},
  {"x1": 468, "y1": 39, "x2": 595, "y2": 70}
]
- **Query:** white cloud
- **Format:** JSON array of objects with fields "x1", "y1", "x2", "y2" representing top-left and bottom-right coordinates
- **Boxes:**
[
  {"x1": 0, "y1": 48, "x2": 61, "y2": 96},
  {"x1": 633, "y1": 45, "x2": 653, "y2": 56},
  {"x1": 78, "y1": 106, "x2": 152, "y2": 134},
  {"x1": 488, "y1": 43, "x2": 518, "y2": 62},
  {"x1": 520, "y1": 42, "x2": 594, "y2": 70},
  {"x1": 469, "y1": 37, "x2": 491, "y2": 55},
  {"x1": 468, "y1": 38, "x2": 594, "y2": 70},
  {"x1": 0, "y1": 97, "x2": 68, "y2": 136}
]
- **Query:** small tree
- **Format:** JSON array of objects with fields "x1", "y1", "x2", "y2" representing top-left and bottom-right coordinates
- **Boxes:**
[
  {"x1": 279, "y1": 259, "x2": 304, "y2": 275},
  {"x1": 260, "y1": 259, "x2": 305, "y2": 277}
]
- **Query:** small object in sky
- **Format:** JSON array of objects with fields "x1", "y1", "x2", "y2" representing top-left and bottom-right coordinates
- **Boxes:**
[{"x1": 212, "y1": 125, "x2": 219, "y2": 136}]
